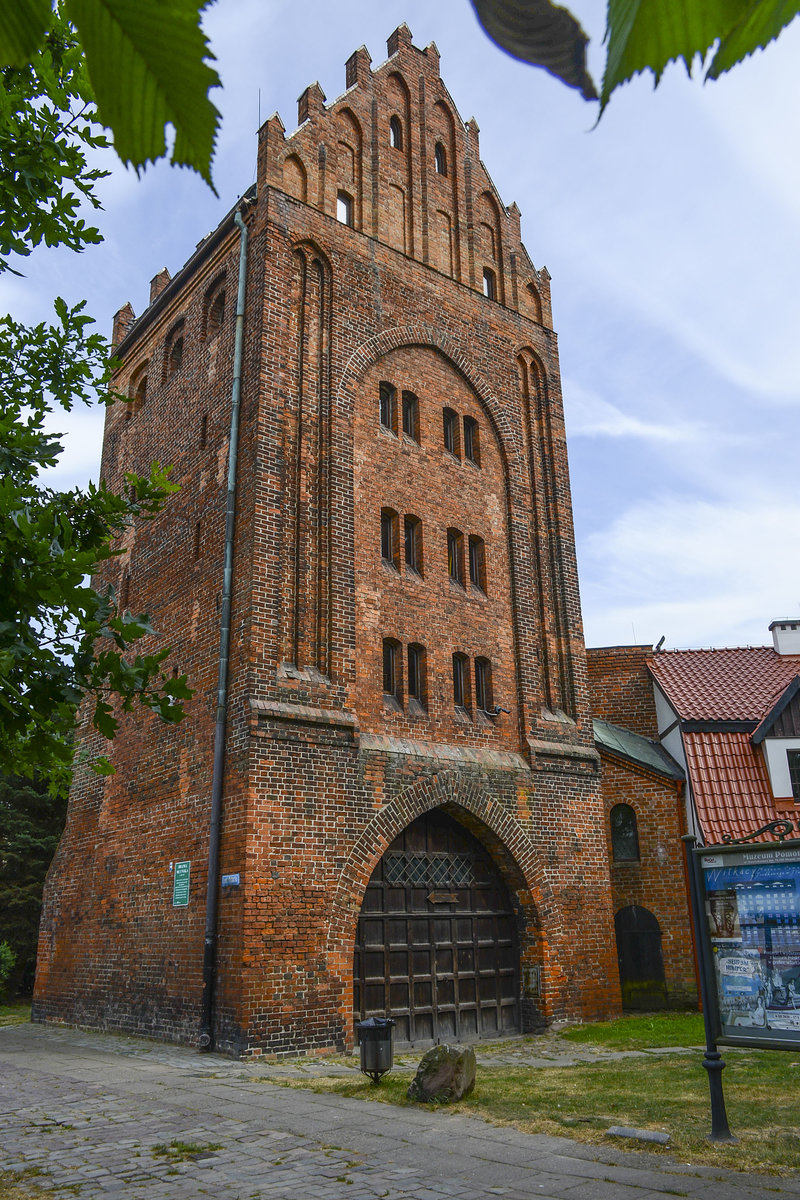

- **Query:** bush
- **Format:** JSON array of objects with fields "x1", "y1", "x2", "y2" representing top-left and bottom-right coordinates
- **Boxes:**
[{"x1": 0, "y1": 942, "x2": 16, "y2": 1002}]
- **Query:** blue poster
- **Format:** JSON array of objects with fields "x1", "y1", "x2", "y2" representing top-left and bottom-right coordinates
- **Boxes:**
[{"x1": 701, "y1": 848, "x2": 800, "y2": 1043}]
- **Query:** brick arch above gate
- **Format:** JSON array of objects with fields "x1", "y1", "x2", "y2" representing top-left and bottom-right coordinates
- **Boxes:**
[
  {"x1": 325, "y1": 768, "x2": 550, "y2": 972},
  {"x1": 336, "y1": 325, "x2": 525, "y2": 481}
]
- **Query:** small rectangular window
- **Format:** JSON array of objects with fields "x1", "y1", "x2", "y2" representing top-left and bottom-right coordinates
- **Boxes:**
[
  {"x1": 408, "y1": 643, "x2": 427, "y2": 710},
  {"x1": 383, "y1": 638, "x2": 402, "y2": 703},
  {"x1": 337, "y1": 191, "x2": 354, "y2": 226},
  {"x1": 463, "y1": 416, "x2": 480, "y2": 465},
  {"x1": 468, "y1": 535, "x2": 486, "y2": 592},
  {"x1": 475, "y1": 657, "x2": 493, "y2": 713},
  {"x1": 452, "y1": 652, "x2": 470, "y2": 712},
  {"x1": 404, "y1": 515, "x2": 422, "y2": 575},
  {"x1": 482, "y1": 268, "x2": 495, "y2": 300},
  {"x1": 443, "y1": 407, "x2": 460, "y2": 457},
  {"x1": 380, "y1": 382, "x2": 397, "y2": 433},
  {"x1": 381, "y1": 508, "x2": 399, "y2": 569},
  {"x1": 447, "y1": 528, "x2": 464, "y2": 586},
  {"x1": 402, "y1": 391, "x2": 419, "y2": 441}
]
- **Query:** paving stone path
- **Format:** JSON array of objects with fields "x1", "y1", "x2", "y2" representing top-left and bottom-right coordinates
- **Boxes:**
[{"x1": 1, "y1": 1023, "x2": 797, "y2": 1200}]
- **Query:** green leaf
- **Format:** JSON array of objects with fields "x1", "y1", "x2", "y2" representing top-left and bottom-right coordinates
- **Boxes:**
[
  {"x1": 601, "y1": 0, "x2": 751, "y2": 111},
  {"x1": 0, "y1": 0, "x2": 50, "y2": 66},
  {"x1": 708, "y1": 0, "x2": 800, "y2": 79},
  {"x1": 66, "y1": 0, "x2": 220, "y2": 188},
  {"x1": 470, "y1": 0, "x2": 597, "y2": 100}
]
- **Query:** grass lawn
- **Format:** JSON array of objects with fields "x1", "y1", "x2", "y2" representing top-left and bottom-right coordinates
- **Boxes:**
[
  {"x1": 0, "y1": 1004, "x2": 31, "y2": 1028},
  {"x1": 278, "y1": 1017, "x2": 800, "y2": 1176},
  {"x1": 0, "y1": 1170, "x2": 56, "y2": 1200},
  {"x1": 559, "y1": 1011, "x2": 706, "y2": 1050}
]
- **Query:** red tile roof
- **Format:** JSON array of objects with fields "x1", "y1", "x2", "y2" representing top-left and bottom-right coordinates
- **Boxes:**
[
  {"x1": 649, "y1": 646, "x2": 800, "y2": 722},
  {"x1": 683, "y1": 731, "x2": 776, "y2": 845}
]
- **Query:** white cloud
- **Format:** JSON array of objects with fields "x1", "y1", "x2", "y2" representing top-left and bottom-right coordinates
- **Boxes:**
[
  {"x1": 580, "y1": 490, "x2": 800, "y2": 648},
  {"x1": 563, "y1": 380, "x2": 704, "y2": 443}
]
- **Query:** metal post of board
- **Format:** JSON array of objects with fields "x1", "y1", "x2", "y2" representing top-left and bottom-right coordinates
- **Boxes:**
[{"x1": 682, "y1": 835, "x2": 738, "y2": 1143}]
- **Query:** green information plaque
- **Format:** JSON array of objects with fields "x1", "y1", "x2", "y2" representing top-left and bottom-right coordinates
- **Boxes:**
[{"x1": 172, "y1": 860, "x2": 191, "y2": 907}]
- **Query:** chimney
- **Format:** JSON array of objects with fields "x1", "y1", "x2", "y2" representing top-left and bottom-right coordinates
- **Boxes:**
[{"x1": 770, "y1": 620, "x2": 800, "y2": 655}]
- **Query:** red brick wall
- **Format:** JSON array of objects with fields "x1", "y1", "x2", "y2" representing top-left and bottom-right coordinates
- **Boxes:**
[
  {"x1": 35, "y1": 26, "x2": 623, "y2": 1054},
  {"x1": 587, "y1": 645, "x2": 659, "y2": 736},
  {"x1": 600, "y1": 754, "x2": 697, "y2": 1007}
]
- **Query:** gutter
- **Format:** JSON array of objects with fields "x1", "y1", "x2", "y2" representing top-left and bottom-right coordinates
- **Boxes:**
[{"x1": 199, "y1": 202, "x2": 251, "y2": 1050}]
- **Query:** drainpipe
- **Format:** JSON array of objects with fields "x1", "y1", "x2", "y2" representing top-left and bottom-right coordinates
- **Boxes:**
[{"x1": 199, "y1": 204, "x2": 250, "y2": 1050}]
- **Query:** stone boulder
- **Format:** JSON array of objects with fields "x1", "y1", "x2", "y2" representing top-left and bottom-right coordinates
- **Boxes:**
[{"x1": 406, "y1": 1044, "x2": 476, "y2": 1103}]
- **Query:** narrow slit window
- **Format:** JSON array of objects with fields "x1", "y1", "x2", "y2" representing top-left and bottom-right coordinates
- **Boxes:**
[
  {"x1": 337, "y1": 191, "x2": 354, "y2": 227},
  {"x1": 120, "y1": 570, "x2": 130, "y2": 611},
  {"x1": 447, "y1": 528, "x2": 464, "y2": 586},
  {"x1": 381, "y1": 508, "x2": 400, "y2": 570},
  {"x1": 379, "y1": 382, "x2": 397, "y2": 434},
  {"x1": 169, "y1": 336, "x2": 184, "y2": 376},
  {"x1": 402, "y1": 391, "x2": 419, "y2": 442},
  {"x1": 482, "y1": 268, "x2": 496, "y2": 300},
  {"x1": 404, "y1": 515, "x2": 422, "y2": 575},
  {"x1": 468, "y1": 535, "x2": 486, "y2": 593},
  {"x1": 382, "y1": 638, "x2": 402, "y2": 704},
  {"x1": 475, "y1": 657, "x2": 493, "y2": 713},
  {"x1": 452, "y1": 652, "x2": 470, "y2": 712},
  {"x1": 127, "y1": 366, "x2": 148, "y2": 421},
  {"x1": 435, "y1": 142, "x2": 447, "y2": 176},
  {"x1": 463, "y1": 415, "x2": 480, "y2": 465},
  {"x1": 407, "y1": 643, "x2": 427, "y2": 710},
  {"x1": 443, "y1": 407, "x2": 460, "y2": 457},
  {"x1": 389, "y1": 116, "x2": 403, "y2": 150},
  {"x1": 206, "y1": 290, "x2": 225, "y2": 339}
]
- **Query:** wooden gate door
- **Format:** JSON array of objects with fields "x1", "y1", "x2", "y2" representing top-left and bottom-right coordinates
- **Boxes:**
[
  {"x1": 353, "y1": 810, "x2": 519, "y2": 1044},
  {"x1": 615, "y1": 904, "x2": 668, "y2": 1010}
]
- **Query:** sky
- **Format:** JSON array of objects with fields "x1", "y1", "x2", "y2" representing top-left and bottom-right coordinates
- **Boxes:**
[{"x1": 6, "y1": 0, "x2": 800, "y2": 652}]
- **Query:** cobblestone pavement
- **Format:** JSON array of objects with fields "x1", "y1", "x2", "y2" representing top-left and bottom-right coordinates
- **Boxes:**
[{"x1": 1, "y1": 1023, "x2": 797, "y2": 1200}]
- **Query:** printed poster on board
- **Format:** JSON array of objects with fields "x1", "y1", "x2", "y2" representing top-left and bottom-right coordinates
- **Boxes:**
[{"x1": 701, "y1": 847, "x2": 800, "y2": 1043}]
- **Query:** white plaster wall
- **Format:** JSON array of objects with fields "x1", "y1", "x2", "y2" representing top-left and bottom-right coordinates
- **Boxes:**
[
  {"x1": 763, "y1": 737, "x2": 800, "y2": 799},
  {"x1": 653, "y1": 682, "x2": 685, "y2": 768}
]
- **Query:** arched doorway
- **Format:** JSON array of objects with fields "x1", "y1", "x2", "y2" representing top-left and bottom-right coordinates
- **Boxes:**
[
  {"x1": 614, "y1": 905, "x2": 668, "y2": 1010},
  {"x1": 354, "y1": 809, "x2": 519, "y2": 1044}
]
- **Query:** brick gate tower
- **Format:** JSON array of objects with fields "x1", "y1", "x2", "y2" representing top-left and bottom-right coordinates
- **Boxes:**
[{"x1": 34, "y1": 26, "x2": 621, "y2": 1055}]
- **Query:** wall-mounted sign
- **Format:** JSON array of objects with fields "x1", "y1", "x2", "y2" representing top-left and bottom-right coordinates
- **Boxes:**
[
  {"x1": 694, "y1": 840, "x2": 800, "y2": 1049},
  {"x1": 221, "y1": 873, "x2": 240, "y2": 888},
  {"x1": 172, "y1": 860, "x2": 191, "y2": 907}
]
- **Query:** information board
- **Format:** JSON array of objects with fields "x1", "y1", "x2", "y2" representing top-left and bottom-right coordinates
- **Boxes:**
[
  {"x1": 172, "y1": 860, "x2": 191, "y2": 907},
  {"x1": 699, "y1": 843, "x2": 800, "y2": 1047}
]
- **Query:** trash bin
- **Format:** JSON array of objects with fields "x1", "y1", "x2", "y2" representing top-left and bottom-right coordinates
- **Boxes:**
[{"x1": 356, "y1": 1016, "x2": 395, "y2": 1083}]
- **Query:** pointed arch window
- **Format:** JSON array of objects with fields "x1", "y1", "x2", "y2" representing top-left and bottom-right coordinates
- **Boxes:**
[{"x1": 389, "y1": 116, "x2": 403, "y2": 150}]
